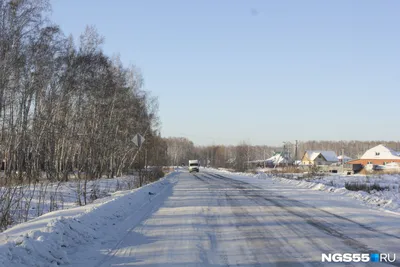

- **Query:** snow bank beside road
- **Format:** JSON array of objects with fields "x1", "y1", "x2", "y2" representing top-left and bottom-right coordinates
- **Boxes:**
[
  {"x1": 270, "y1": 176, "x2": 400, "y2": 212},
  {"x1": 210, "y1": 168, "x2": 400, "y2": 214},
  {"x1": 0, "y1": 175, "x2": 140, "y2": 231},
  {"x1": 0, "y1": 172, "x2": 178, "y2": 267},
  {"x1": 206, "y1": 168, "x2": 400, "y2": 238}
]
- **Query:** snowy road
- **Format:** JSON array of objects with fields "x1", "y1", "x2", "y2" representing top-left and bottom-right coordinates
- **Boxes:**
[{"x1": 66, "y1": 170, "x2": 400, "y2": 267}]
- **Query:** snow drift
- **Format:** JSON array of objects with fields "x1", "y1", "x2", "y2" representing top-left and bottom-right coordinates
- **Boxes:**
[{"x1": 0, "y1": 173, "x2": 177, "y2": 267}]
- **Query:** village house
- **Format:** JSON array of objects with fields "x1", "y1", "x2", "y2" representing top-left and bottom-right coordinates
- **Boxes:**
[
  {"x1": 347, "y1": 144, "x2": 400, "y2": 172},
  {"x1": 248, "y1": 152, "x2": 291, "y2": 168},
  {"x1": 301, "y1": 150, "x2": 338, "y2": 166}
]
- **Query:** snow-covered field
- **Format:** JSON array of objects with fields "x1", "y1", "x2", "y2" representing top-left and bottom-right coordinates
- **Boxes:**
[
  {"x1": 216, "y1": 168, "x2": 400, "y2": 214},
  {"x1": 0, "y1": 175, "x2": 143, "y2": 232}
]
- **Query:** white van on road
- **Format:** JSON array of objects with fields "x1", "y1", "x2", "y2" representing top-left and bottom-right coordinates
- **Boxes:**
[{"x1": 188, "y1": 160, "x2": 200, "y2": 173}]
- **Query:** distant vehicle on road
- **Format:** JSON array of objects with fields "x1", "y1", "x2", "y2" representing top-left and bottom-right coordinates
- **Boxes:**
[{"x1": 188, "y1": 160, "x2": 199, "y2": 173}]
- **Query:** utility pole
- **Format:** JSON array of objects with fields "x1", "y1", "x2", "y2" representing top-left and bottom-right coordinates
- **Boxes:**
[
  {"x1": 284, "y1": 142, "x2": 288, "y2": 167},
  {"x1": 342, "y1": 148, "x2": 344, "y2": 174},
  {"x1": 247, "y1": 144, "x2": 250, "y2": 170},
  {"x1": 224, "y1": 146, "x2": 227, "y2": 168},
  {"x1": 263, "y1": 146, "x2": 266, "y2": 169},
  {"x1": 145, "y1": 148, "x2": 148, "y2": 171}
]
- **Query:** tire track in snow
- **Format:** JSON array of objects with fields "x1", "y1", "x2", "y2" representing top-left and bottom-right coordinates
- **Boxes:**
[
  {"x1": 208, "y1": 172, "x2": 400, "y2": 240},
  {"x1": 93, "y1": 178, "x2": 176, "y2": 267},
  {"x1": 205, "y1": 172, "x2": 400, "y2": 267},
  {"x1": 192, "y1": 173, "x2": 209, "y2": 184},
  {"x1": 197, "y1": 173, "x2": 232, "y2": 266},
  {"x1": 202, "y1": 173, "x2": 323, "y2": 267},
  {"x1": 216, "y1": 173, "x2": 400, "y2": 239}
]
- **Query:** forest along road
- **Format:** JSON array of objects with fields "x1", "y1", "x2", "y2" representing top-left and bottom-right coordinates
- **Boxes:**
[{"x1": 75, "y1": 170, "x2": 400, "y2": 267}]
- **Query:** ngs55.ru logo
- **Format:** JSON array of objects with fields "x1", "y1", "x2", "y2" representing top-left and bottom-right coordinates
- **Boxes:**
[{"x1": 322, "y1": 253, "x2": 396, "y2": 263}]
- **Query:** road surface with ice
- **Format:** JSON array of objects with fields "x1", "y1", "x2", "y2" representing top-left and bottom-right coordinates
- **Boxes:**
[
  {"x1": 1, "y1": 168, "x2": 399, "y2": 266},
  {"x1": 75, "y1": 169, "x2": 399, "y2": 267}
]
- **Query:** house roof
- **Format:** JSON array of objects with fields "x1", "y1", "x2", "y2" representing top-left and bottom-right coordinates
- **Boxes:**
[
  {"x1": 248, "y1": 153, "x2": 289, "y2": 164},
  {"x1": 337, "y1": 155, "x2": 352, "y2": 160},
  {"x1": 346, "y1": 159, "x2": 364, "y2": 165},
  {"x1": 304, "y1": 150, "x2": 338, "y2": 162},
  {"x1": 361, "y1": 144, "x2": 400, "y2": 160},
  {"x1": 267, "y1": 153, "x2": 289, "y2": 164}
]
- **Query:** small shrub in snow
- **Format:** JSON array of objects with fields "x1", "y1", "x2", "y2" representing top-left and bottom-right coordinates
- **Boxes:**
[
  {"x1": 36, "y1": 182, "x2": 49, "y2": 217},
  {"x1": 345, "y1": 182, "x2": 389, "y2": 193},
  {"x1": 308, "y1": 165, "x2": 323, "y2": 177},
  {"x1": 49, "y1": 182, "x2": 62, "y2": 212},
  {"x1": 114, "y1": 180, "x2": 122, "y2": 191},
  {"x1": 281, "y1": 166, "x2": 303, "y2": 174},
  {"x1": 144, "y1": 167, "x2": 165, "y2": 184},
  {"x1": 89, "y1": 182, "x2": 101, "y2": 202},
  {"x1": 125, "y1": 176, "x2": 136, "y2": 190},
  {"x1": 248, "y1": 169, "x2": 258, "y2": 175}
]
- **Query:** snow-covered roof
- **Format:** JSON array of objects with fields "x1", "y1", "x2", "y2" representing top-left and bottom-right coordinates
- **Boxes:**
[
  {"x1": 337, "y1": 155, "x2": 352, "y2": 160},
  {"x1": 304, "y1": 150, "x2": 338, "y2": 162},
  {"x1": 248, "y1": 153, "x2": 289, "y2": 165},
  {"x1": 361, "y1": 144, "x2": 400, "y2": 160},
  {"x1": 267, "y1": 153, "x2": 289, "y2": 164},
  {"x1": 248, "y1": 153, "x2": 291, "y2": 165}
]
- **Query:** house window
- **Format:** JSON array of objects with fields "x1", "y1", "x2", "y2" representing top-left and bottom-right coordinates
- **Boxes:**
[
  {"x1": 375, "y1": 152, "x2": 380, "y2": 156},
  {"x1": 367, "y1": 161, "x2": 372, "y2": 164},
  {"x1": 383, "y1": 162, "x2": 386, "y2": 165}
]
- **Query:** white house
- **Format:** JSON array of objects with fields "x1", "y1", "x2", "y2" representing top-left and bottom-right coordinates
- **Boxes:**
[
  {"x1": 347, "y1": 144, "x2": 400, "y2": 169},
  {"x1": 360, "y1": 144, "x2": 400, "y2": 161},
  {"x1": 301, "y1": 150, "x2": 339, "y2": 166}
]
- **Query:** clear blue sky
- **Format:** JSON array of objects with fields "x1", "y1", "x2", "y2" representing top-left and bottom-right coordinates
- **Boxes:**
[{"x1": 51, "y1": 0, "x2": 400, "y2": 146}]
